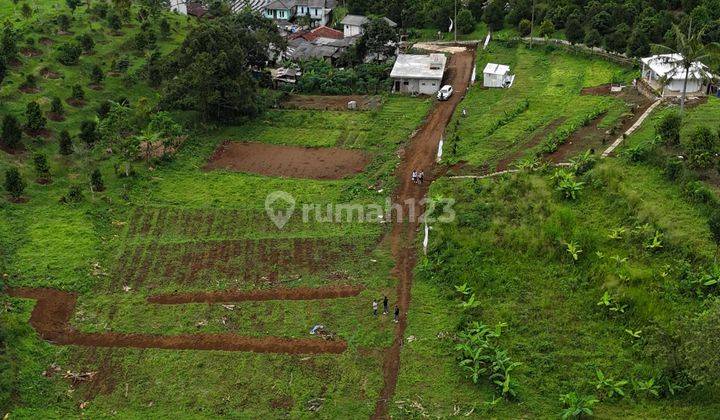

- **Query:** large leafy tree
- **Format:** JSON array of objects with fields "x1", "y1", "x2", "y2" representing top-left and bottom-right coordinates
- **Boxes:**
[
  {"x1": 357, "y1": 17, "x2": 398, "y2": 61},
  {"x1": 162, "y1": 12, "x2": 283, "y2": 123},
  {"x1": 654, "y1": 24, "x2": 720, "y2": 112}
]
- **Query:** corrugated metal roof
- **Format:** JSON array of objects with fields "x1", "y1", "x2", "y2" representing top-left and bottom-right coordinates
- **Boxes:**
[{"x1": 391, "y1": 54, "x2": 447, "y2": 80}]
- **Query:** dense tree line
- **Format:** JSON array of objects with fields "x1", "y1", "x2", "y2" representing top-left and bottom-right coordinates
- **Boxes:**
[{"x1": 348, "y1": 0, "x2": 720, "y2": 57}]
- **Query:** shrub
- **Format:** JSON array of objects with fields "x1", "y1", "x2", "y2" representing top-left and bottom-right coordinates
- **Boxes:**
[
  {"x1": 683, "y1": 126, "x2": 719, "y2": 170},
  {"x1": 61, "y1": 185, "x2": 83, "y2": 203},
  {"x1": 51, "y1": 96, "x2": 64, "y2": 115},
  {"x1": 4, "y1": 167, "x2": 25, "y2": 199},
  {"x1": 58, "y1": 129, "x2": 73, "y2": 155},
  {"x1": 79, "y1": 120, "x2": 98, "y2": 145},
  {"x1": 56, "y1": 14, "x2": 71, "y2": 32},
  {"x1": 709, "y1": 211, "x2": 720, "y2": 247},
  {"x1": 107, "y1": 11, "x2": 122, "y2": 31},
  {"x1": 71, "y1": 84, "x2": 85, "y2": 100},
  {"x1": 664, "y1": 157, "x2": 684, "y2": 181},
  {"x1": 56, "y1": 42, "x2": 82, "y2": 65},
  {"x1": 538, "y1": 19, "x2": 554, "y2": 37},
  {"x1": 90, "y1": 169, "x2": 105, "y2": 191},
  {"x1": 683, "y1": 180, "x2": 719, "y2": 206},
  {"x1": 76, "y1": 33, "x2": 94, "y2": 52},
  {"x1": 457, "y1": 9, "x2": 476, "y2": 35},
  {"x1": 159, "y1": 17, "x2": 170, "y2": 37},
  {"x1": 90, "y1": 64, "x2": 104, "y2": 84},
  {"x1": 656, "y1": 111, "x2": 682, "y2": 146},
  {"x1": 518, "y1": 19, "x2": 531, "y2": 36},
  {"x1": 33, "y1": 153, "x2": 50, "y2": 180},
  {"x1": 25, "y1": 101, "x2": 46, "y2": 132},
  {"x1": 1, "y1": 115, "x2": 22, "y2": 149}
]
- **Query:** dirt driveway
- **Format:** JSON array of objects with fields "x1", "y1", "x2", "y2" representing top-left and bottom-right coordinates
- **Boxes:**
[{"x1": 373, "y1": 49, "x2": 477, "y2": 418}]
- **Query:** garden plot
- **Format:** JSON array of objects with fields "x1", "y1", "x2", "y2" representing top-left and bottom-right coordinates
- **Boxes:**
[
  {"x1": 204, "y1": 141, "x2": 372, "y2": 180},
  {"x1": 280, "y1": 94, "x2": 382, "y2": 111},
  {"x1": 114, "y1": 235, "x2": 381, "y2": 290}
]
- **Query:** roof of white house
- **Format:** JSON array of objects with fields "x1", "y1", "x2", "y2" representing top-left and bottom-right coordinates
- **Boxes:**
[
  {"x1": 483, "y1": 63, "x2": 510, "y2": 75},
  {"x1": 640, "y1": 54, "x2": 712, "y2": 81},
  {"x1": 391, "y1": 54, "x2": 447, "y2": 80},
  {"x1": 341, "y1": 14, "x2": 397, "y2": 27}
]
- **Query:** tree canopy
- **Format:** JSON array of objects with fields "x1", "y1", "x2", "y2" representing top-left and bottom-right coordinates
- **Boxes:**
[{"x1": 161, "y1": 12, "x2": 284, "y2": 123}]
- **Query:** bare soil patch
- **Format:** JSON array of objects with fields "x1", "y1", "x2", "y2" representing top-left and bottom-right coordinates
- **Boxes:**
[
  {"x1": 19, "y1": 86, "x2": 40, "y2": 94},
  {"x1": 148, "y1": 285, "x2": 364, "y2": 304},
  {"x1": 497, "y1": 117, "x2": 566, "y2": 170},
  {"x1": 280, "y1": 94, "x2": 381, "y2": 111},
  {"x1": 66, "y1": 98, "x2": 86, "y2": 108},
  {"x1": 48, "y1": 112, "x2": 66, "y2": 122},
  {"x1": 7, "y1": 287, "x2": 348, "y2": 354},
  {"x1": 547, "y1": 86, "x2": 652, "y2": 163},
  {"x1": 41, "y1": 68, "x2": 61, "y2": 79},
  {"x1": 205, "y1": 141, "x2": 372, "y2": 180},
  {"x1": 89, "y1": 83, "x2": 103, "y2": 91},
  {"x1": 20, "y1": 48, "x2": 42, "y2": 58},
  {"x1": 40, "y1": 37, "x2": 54, "y2": 46},
  {"x1": 24, "y1": 128, "x2": 52, "y2": 139}
]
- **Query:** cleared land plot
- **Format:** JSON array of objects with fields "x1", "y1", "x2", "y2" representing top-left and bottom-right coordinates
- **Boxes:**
[
  {"x1": 114, "y1": 235, "x2": 380, "y2": 289},
  {"x1": 204, "y1": 141, "x2": 372, "y2": 180},
  {"x1": 280, "y1": 94, "x2": 381, "y2": 111},
  {"x1": 444, "y1": 43, "x2": 635, "y2": 170},
  {"x1": 8, "y1": 287, "x2": 347, "y2": 354}
]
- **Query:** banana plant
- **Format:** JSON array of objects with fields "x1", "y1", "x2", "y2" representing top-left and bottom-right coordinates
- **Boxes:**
[
  {"x1": 454, "y1": 283, "x2": 473, "y2": 296},
  {"x1": 458, "y1": 293, "x2": 481, "y2": 310},
  {"x1": 631, "y1": 378, "x2": 660, "y2": 398},
  {"x1": 624, "y1": 328, "x2": 642, "y2": 340},
  {"x1": 596, "y1": 291, "x2": 612, "y2": 307},
  {"x1": 608, "y1": 227, "x2": 626, "y2": 240},
  {"x1": 611, "y1": 255, "x2": 628, "y2": 265},
  {"x1": 594, "y1": 369, "x2": 627, "y2": 399},
  {"x1": 644, "y1": 230, "x2": 664, "y2": 251},
  {"x1": 559, "y1": 392, "x2": 598, "y2": 419},
  {"x1": 564, "y1": 241, "x2": 583, "y2": 261}
]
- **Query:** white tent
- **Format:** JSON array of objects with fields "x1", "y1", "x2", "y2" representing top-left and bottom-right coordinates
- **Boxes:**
[{"x1": 483, "y1": 63, "x2": 514, "y2": 88}]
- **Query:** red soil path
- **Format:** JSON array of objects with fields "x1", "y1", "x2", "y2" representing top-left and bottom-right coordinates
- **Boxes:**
[
  {"x1": 148, "y1": 285, "x2": 364, "y2": 304},
  {"x1": 205, "y1": 141, "x2": 372, "y2": 180},
  {"x1": 373, "y1": 49, "x2": 476, "y2": 418},
  {"x1": 6, "y1": 287, "x2": 347, "y2": 354}
]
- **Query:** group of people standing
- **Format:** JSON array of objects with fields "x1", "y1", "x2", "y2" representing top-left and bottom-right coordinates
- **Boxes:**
[
  {"x1": 411, "y1": 169, "x2": 425, "y2": 185},
  {"x1": 372, "y1": 295, "x2": 400, "y2": 323}
]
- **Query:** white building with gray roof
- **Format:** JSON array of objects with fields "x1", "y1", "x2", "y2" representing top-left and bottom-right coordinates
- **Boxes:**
[{"x1": 390, "y1": 53, "x2": 447, "y2": 95}]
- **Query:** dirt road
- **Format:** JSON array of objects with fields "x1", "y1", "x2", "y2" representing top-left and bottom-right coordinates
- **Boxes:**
[
  {"x1": 6, "y1": 287, "x2": 348, "y2": 354},
  {"x1": 373, "y1": 49, "x2": 476, "y2": 418}
]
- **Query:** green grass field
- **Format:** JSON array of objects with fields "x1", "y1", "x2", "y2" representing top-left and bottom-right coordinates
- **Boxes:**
[
  {"x1": 3, "y1": 1, "x2": 720, "y2": 418},
  {"x1": 444, "y1": 42, "x2": 635, "y2": 168}
]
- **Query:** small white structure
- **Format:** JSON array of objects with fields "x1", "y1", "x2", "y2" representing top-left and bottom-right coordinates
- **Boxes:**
[
  {"x1": 341, "y1": 14, "x2": 397, "y2": 38},
  {"x1": 483, "y1": 63, "x2": 514, "y2": 88},
  {"x1": 170, "y1": 0, "x2": 187, "y2": 14},
  {"x1": 640, "y1": 54, "x2": 715, "y2": 97},
  {"x1": 391, "y1": 54, "x2": 447, "y2": 95}
]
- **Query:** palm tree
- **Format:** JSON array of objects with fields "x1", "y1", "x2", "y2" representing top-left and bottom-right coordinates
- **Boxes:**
[{"x1": 653, "y1": 24, "x2": 720, "y2": 113}]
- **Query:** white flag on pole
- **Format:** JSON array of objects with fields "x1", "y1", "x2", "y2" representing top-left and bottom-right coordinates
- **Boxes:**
[{"x1": 448, "y1": 18, "x2": 453, "y2": 33}]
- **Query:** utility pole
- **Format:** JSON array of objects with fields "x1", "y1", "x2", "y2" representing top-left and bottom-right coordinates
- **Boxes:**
[
  {"x1": 454, "y1": 0, "x2": 458, "y2": 42},
  {"x1": 530, "y1": 0, "x2": 536, "y2": 48}
]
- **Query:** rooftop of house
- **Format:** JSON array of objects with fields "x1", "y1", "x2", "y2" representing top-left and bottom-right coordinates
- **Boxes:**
[
  {"x1": 265, "y1": 0, "x2": 335, "y2": 9},
  {"x1": 341, "y1": 14, "x2": 397, "y2": 27},
  {"x1": 641, "y1": 54, "x2": 713, "y2": 81},
  {"x1": 390, "y1": 54, "x2": 447, "y2": 80},
  {"x1": 483, "y1": 63, "x2": 510, "y2": 75}
]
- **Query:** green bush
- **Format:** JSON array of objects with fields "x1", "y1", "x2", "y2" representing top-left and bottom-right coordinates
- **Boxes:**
[
  {"x1": 56, "y1": 41, "x2": 82, "y2": 65},
  {"x1": 457, "y1": 9, "x2": 476, "y2": 34},
  {"x1": 683, "y1": 126, "x2": 719, "y2": 170},
  {"x1": 4, "y1": 167, "x2": 25, "y2": 199},
  {"x1": 656, "y1": 111, "x2": 682, "y2": 146}
]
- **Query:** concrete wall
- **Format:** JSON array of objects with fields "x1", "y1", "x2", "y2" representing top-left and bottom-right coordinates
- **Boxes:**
[
  {"x1": 344, "y1": 24, "x2": 363, "y2": 38},
  {"x1": 393, "y1": 78, "x2": 441, "y2": 95}
]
